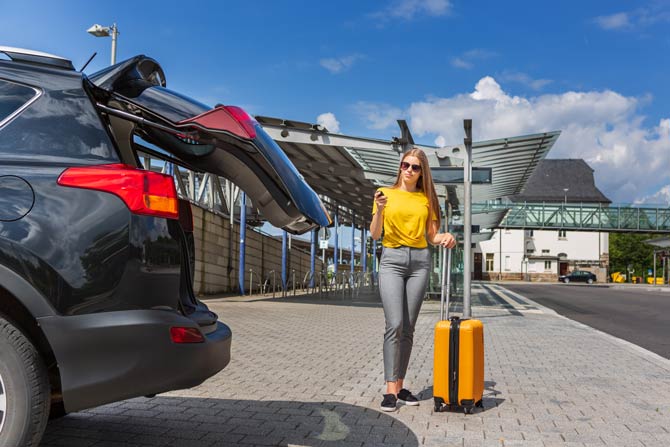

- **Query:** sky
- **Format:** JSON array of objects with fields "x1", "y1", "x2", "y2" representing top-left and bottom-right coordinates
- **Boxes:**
[{"x1": 2, "y1": 0, "x2": 669, "y2": 206}]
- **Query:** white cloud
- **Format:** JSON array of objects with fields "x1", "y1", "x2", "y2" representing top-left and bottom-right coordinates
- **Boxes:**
[
  {"x1": 360, "y1": 76, "x2": 670, "y2": 203},
  {"x1": 316, "y1": 112, "x2": 340, "y2": 133},
  {"x1": 371, "y1": 0, "x2": 451, "y2": 21},
  {"x1": 594, "y1": 12, "x2": 631, "y2": 30},
  {"x1": 498, "y1": 71, "x2": 553, "y2": 91},
  {"x1": 451, "y1": 57, "x2": 472, "y2": 69},
  {"x1": 635, "y1": 185, "x2": 670, "y2": 206},
  {"x1": 354, "y1": 101, "x2": 404, "y2": 130},
  {"x1": 594, "y1": 6, "x2": 670, "y2": 31},
  {"x1": 450, "y1": 49, "x2": 496, "y2": 70},
  {"x1": 320, "y1": 54, "x2": 364, "y2": 74}
]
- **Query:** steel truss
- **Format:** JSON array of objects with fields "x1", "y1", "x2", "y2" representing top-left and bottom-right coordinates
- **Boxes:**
[{"x1": 474, "y1": 202, "x2": 670, "y2": 233}]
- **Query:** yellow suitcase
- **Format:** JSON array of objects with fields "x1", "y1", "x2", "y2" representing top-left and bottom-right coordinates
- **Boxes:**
[{"x1": 433, "y1": 248, "x2": 485, "y2": 413}]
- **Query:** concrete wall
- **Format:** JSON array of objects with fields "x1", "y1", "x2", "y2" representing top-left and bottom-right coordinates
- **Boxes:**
[{"x1": 191, "y1": 205, "x2": 323, "y2": 296}]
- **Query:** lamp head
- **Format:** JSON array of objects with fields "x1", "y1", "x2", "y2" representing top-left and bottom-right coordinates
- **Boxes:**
[{"x1": 87, "y1": 24, "x2": 110, "y2": 37}]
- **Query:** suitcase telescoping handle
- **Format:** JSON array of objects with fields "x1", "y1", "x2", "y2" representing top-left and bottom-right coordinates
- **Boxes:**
[{"x1": 439, "y1": 247, "x2": 452, "y2": 321}]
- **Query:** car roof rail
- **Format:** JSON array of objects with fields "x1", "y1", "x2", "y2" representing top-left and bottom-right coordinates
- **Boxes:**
[{"x1": 0, "y1": 46, "x2": 74, "y2": 71}]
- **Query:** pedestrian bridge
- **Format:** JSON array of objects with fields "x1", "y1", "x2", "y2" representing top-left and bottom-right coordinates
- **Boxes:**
[{"x1": 472, "y1": 202, "x2": 670, "y2": 233}]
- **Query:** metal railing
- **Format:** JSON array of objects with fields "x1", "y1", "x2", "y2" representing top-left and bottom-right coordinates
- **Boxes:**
[
  {"x1": 316, "y1": 270, "x2": 375, "y2": 299},
  {"x1": 262, "y1": 270, "x2": 278, "y2": 298}
]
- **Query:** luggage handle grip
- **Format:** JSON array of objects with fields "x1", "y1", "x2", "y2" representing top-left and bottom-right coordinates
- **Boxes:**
[{"x1": 440, "y1": 247, "x2": 452, "y2": 321}]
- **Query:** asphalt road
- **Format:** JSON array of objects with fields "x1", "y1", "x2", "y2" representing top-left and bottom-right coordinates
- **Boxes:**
[{"x1": 502, "y1": 283, "x2": 670, "y2": 360}]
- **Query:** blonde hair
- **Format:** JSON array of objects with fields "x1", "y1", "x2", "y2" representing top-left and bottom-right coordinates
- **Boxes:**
[{"x1": 391, "y1": 148, "x2": 441, "y2": 229}]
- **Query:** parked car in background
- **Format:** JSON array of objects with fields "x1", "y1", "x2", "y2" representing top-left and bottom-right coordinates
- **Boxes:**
[
  {"x1": 559, "y1": 270, "x2": 597, "y2": 284},
  {"x1": 0, "y1": 47, "x2": 330, "y2": 447}
]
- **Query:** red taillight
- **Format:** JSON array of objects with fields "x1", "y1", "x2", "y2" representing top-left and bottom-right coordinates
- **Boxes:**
[
  {"x1": 170, "y1": 326, "x2": 205, "y2": 343},
  {"x1": 57, "y1": 164, "x2": 179, "y2": 220},
  {"x1": 178, "y1": 105, "x2": 258, "y2": 140},
  {"x1": 223, "y1": 105, "x2": 257, "y2": 139}
]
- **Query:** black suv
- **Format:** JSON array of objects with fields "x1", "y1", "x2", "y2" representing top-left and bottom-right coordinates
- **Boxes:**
[{"x1": 0, "y1": 47, "x2": 330, "y2": 446}]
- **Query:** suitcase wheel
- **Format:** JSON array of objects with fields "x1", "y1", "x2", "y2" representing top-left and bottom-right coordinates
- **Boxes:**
[
  {"x1": 433, "y1": 397, "x2": 445, "y2": 413},
  {"x1": 463, "y1": 406, "x2": 473, "y2": 415}
]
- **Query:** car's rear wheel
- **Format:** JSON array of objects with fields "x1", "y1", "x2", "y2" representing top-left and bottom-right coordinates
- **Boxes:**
[
  {"x1": 587, "y1": 278, "x2": 593, "y2": 284},
  {"x1": 564, "y1": 278, "x2": 570, "y2": 284},
  {"x1": 0, "y1": 316, "x2": 50, "y2": 447}
]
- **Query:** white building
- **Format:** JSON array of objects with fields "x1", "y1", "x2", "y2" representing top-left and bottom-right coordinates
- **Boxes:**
[{"x1": 476, "y1": 159, "x2": 611, "y2": 282}]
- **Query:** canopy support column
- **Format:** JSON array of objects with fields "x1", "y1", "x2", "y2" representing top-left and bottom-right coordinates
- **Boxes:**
[
  {"x1": 310, "y1": 229, "x2": 316, "y2": 288},
  {"x1": 334, "y1": 208, "x2": 339, "y2": 275},
  {"x1": 238, "y1": 192, "x2": 246, "y2": 295},
  {"x1": 282, "y1": 231, "x2": 288, "y2": 291},
  {"x1": 351, "y1": 215, "x2": 356, "y2": 274}
]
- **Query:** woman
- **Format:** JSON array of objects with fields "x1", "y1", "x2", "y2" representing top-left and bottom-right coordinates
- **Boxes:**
[{"x1": 370, "y1": 148, "x2": 456, "y2": 412}]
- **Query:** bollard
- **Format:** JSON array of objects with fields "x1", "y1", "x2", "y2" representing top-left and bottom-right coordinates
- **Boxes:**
[{"x1": 249, "y1": 268, "x2": 253, "y2": 296}]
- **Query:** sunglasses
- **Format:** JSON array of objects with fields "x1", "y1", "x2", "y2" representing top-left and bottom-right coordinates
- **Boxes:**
[{"x1": 400, "y1": 161, "x2": 422, "y2": 172}]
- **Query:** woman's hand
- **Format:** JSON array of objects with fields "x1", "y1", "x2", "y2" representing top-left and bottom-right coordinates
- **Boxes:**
[
  {"x1": 374, "y1": 190, "x2": 387, "y2": 213},
  {"x1": 437, "y1": 232, "x2": 456, "y2": 248}
]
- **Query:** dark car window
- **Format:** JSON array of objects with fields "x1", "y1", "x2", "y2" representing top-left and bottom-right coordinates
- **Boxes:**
[
  {"x1": 0, "y1": 79, "x2": 38, "y2": 125},
  {"x1": 0, "y1": 81, "x2": 119, "y2": 163}
]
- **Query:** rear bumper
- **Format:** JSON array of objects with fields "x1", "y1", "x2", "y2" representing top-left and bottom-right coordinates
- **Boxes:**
[{"x1": 38, "y1": 310, "x2": 231, "y2": 413}]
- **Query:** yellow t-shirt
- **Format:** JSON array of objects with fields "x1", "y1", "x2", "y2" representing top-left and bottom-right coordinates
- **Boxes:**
[{"x1": 372, "y1": 187, "x2": 435, "y2": 248}]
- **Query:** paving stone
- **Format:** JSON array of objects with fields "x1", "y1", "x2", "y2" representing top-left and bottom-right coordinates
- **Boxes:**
[{"x1": 41, "y1": 287, "x2": 670, "y2": 447}]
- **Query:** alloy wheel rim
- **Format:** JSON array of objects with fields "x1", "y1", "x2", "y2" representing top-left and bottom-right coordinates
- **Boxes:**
[{"x1": 0, "y1": 372, "x2": 6, "y2": 433}]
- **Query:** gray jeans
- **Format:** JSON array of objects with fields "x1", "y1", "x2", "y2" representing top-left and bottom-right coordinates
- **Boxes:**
[{"x1": 378, "y1": 246, "x2": 431, "y2": 382}]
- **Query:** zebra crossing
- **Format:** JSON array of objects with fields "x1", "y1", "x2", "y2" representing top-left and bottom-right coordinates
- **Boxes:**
[{"x1": 445, "y1": 282, "x2": 545, "y2": 315}]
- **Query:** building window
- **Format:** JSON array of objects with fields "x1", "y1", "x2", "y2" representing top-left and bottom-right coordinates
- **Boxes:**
[
  {"x1": 504, "y1": 256, "x2": 510, "y2": 271},
  {"x1": 544, "y1": 260, "x2": 552, "y2": 270},
  {"x1": 526, "y1": 249, "x2": 535, "y2": 254},
  {"x1": 525, "y1": 229, "x2": 534, "y2": 238},
  {"x1": 542, "y1": 249, "x2": 550, "y2": 254},
  {"x1": 558, "y1": 230, "x2": 567, "y2": 239},
  {"x1": 486, "y1": 253, "x2": 494, "y2": 271}
]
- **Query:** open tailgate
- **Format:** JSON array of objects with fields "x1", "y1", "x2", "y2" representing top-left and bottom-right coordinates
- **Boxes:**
[{"x1": 88, "y1": 56, "x2": 331, "y2": 234}]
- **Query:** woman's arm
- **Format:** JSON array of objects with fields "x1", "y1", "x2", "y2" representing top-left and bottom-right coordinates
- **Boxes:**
[
  {"x1": 427, "y1": 220, "x2": 457, "y2": 248},
  {"x1": 370, "y1": 191, "x2": 386, "y2": 240}
]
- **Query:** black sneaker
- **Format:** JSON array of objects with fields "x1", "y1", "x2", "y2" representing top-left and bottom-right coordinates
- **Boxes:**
[
  {"x1": 380, "y1": 393, "x2": 397, "y2": 412},
  {"x1": 397, "y1": 388, "x2": 419, "y2": 406}
]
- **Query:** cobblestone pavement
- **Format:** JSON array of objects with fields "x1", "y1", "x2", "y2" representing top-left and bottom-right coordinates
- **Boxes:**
[{"x1": 42, "y1": 284, "x2": 670, "y2": 446}]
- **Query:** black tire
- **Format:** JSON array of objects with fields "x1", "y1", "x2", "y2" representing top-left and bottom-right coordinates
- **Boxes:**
[
  {"x1": 564, "y1": 278, "x2": 570, "y2": 284},
  {"x1": 0, "y1": 316, "x2": 50, "y2": 447},
  {"x1": 587, "y1": 278, "x2": 593, "y2": 284}
]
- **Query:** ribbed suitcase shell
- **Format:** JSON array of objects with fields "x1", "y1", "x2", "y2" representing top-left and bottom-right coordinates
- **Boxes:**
[{"x1": 433, "y1": 318, "x2": 484, "y2": 412}]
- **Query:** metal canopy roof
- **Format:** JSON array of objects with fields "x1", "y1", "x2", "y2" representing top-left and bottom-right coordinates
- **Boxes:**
[
  {"x1": 644, "y1": 237, "x2": 670, "y2": 248},
  {"x1": 257, "y1": 116, "x2": 560, "y2": 229}
]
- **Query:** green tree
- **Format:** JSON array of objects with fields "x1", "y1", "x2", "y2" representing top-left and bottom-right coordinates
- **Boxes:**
[{"x1": 609, "y1": 233, "x2": 655, "y2": 278}]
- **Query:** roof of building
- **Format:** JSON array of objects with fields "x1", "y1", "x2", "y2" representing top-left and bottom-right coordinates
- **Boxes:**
[{"x1": 511, "y1": 159, "x2": 611, "y2": 204}]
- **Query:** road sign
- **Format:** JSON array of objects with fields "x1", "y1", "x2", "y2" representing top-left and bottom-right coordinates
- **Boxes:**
[
  {"x1": 430, "y1": 167, "x2": 492, "y2": 184},
  {"x1": 319, "y1": 240, "x2": 329, "y2": 249}
]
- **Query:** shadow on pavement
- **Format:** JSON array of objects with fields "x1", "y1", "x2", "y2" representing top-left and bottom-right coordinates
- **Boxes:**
[{"x1": 42, "y1": 397, "x2": 419, "y2": 447}]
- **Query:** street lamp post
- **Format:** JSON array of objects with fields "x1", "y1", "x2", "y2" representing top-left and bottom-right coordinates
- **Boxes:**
[{"x1": 87, "y1": 23, "x2": 119, "y2": 65}]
